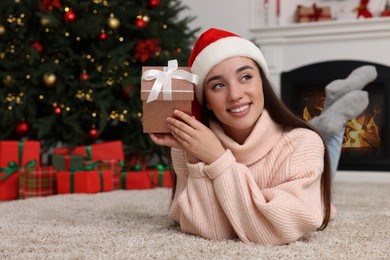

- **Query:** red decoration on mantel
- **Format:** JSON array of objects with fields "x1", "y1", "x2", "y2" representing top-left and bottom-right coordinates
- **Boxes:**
[
  {"x1": 355, "y1": 0, "x2": 373, "y2": 18},
  {"x1": 381, "y1": 1, "x2": 390, "y2": 17}
]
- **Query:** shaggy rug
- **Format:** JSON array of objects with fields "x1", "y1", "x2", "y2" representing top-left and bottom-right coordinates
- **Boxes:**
[{"x1": 0, "y1": 181, "x2": 389, "y2": 259}]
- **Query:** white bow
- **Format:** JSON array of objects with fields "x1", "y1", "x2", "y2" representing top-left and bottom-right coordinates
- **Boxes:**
[{"x1": 142, "y1": 60, "x2": 199, "y2": 103}]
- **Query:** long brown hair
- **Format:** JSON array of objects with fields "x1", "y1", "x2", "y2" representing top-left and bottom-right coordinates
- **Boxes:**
[{"x1": 170, "y1": 62, "x2": 332, "y2": 230}]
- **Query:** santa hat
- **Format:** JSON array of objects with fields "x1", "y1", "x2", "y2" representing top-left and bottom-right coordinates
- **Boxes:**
[{"x1": 188, "y1": 28, "x2": 269, "y2": 105}]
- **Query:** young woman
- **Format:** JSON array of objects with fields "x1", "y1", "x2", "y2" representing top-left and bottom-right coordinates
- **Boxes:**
[{"x1": 149, "y1": 28, "x2": 373, "y2": 245}]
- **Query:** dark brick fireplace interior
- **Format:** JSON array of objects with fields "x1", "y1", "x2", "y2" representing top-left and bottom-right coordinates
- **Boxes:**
[{"x1": 281, "y1": 60, "x2": 390, "y2": 171}]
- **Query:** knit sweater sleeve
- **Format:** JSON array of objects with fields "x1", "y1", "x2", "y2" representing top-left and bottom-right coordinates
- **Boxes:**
[
  {"x1": 168, "y1": 148, "x2": 236, "y2": 240},
  {"x1": 206, "y1": 129, "x2": 326, "y2": 245}
]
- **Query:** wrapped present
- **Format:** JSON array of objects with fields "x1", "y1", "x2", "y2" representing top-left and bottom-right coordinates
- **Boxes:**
[
  {"x1": 52, "y1": 154, "x2": 84, "y2": 171},
  {"x1": 0, "y1": 141, "x2": 41, "y2": 167},
  {"x1": 140, "y1": 59, "x2": 199, "y2": 133},
  {"x1": 0, "y1": 141, "x2": 40, "y2": 201},
  {"x1": 94, "y1": 159, "x2": 123, "y2": 189},
  {"x1": 121, "y1": 170, "x2": 151, "y2": 190},
  {"x1": 53, "y1": 140, "x2": 124, "y2": 161},
  {"x1": 149, "y1": 165, "x2": 173, "y2": 188},
  {"x1": 19, "y1": 166, "x2": 57, "y2": 199},
  {"x1": 295, "y1": 4, "x2": 332, "y2": 23},
  {"x1": 57, "y1": 170, "x2": 113, "y2": 194}
]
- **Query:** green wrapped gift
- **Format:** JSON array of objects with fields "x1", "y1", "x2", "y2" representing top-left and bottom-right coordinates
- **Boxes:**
[{"x1": 52, "y1": 154, "x2": 84, "y2": 171}]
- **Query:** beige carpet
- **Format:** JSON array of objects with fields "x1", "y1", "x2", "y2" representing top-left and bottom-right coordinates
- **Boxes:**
[{"x1": 0, "y1": 182, "x2": 389, "y2": 259}]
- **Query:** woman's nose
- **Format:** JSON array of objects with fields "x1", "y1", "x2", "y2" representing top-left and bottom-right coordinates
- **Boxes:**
[{"x1": 227, "y1": 85, "x2": 243, "y2": 101}]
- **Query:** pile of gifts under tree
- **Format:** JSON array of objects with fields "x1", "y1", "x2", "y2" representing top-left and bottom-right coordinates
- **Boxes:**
[{"x1": 0, "y1": 140, "x2": 172, "y2": 201}]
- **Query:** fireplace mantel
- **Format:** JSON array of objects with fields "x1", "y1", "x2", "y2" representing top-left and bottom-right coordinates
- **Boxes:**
[{"x1": 250, "y1": 17, "x2": 390, "y2": 94}]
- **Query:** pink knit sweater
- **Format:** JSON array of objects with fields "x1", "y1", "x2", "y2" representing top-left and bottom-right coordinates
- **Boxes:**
[{"x1": 169, "y1": 110, "x2": 332, "y2": 245}]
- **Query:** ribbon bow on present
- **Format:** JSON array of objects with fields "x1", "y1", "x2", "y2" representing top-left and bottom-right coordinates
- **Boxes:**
[
  {"x1": 0, "y1": 160, "x2": 37, "y2": 181},
  {"x1": 142, "y1": 59, "x2": 199, "y2": 103}
]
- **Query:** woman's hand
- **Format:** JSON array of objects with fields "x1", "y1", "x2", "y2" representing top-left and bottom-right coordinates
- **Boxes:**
[{"x1": 165, "y1": 109, "x2": 225, "y2": 165}]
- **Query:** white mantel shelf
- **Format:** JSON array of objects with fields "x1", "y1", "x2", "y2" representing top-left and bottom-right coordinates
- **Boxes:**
[{"x1": 250, "y1": 17, "x2": 390, "y2": 44}]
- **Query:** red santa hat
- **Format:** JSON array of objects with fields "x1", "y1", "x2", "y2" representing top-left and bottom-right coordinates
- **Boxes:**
[{"x1": 188, "y1": 28, "x2": 269, "y2": 105}]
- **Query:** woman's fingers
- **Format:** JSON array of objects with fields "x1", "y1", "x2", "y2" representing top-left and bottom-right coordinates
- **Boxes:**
[{"x1": 172, "y1": 109, "x2": 200, "y2": 129}]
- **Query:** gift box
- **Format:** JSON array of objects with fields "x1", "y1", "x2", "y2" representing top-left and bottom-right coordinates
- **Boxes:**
[
  {"x1": 52, "y1": 154, "x2": 84, "y2": 171},
  {"x1": 121, "y1": 171, "x2": 152, "y2": 190},
  {"x1": 53, "y1": 140, "x2": 124, "y2": 161},
  {"x1": 0, "y1": 141, "x2": 40, "y2": 201},
  {"x1": 140, "y1": 59, "x2": 198, "y2": 133},
  {"x1": 295, "y1": 4, "x2": 332, "y2": 23},
  {"x1": 95, "y1": 159, "x2": 123, "y2": 189},
  {"x1": 149, "y1": 168, "x2": 173, "y2": 188},
  {"x1": 19, "y1": 166, "x2": 57, "y2": 199},
  {"x1": 0, "y1": 140, "x2": 41, "y2": 167},
  {"x1": 57, "y1": 170, "x2": 113, "y2": 194}
]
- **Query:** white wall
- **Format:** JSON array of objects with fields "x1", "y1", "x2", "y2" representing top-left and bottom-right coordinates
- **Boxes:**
[{"x1": 179, "y1": 0, "x2": 251, "y2": 39}]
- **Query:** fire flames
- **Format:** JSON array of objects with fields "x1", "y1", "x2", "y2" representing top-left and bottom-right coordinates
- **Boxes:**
[{"x1": 303, "y1": 106, "x2": 381, "y2": 149}]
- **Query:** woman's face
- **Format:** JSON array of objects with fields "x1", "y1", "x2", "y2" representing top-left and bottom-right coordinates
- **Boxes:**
[{"x1": 204, "y1": 57, "x2": 264, "y2": 142}]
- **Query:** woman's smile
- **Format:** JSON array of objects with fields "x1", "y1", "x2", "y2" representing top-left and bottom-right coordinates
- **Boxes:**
[{"x1": 228, "y1": 103, "x2": 251, "y2": 115}]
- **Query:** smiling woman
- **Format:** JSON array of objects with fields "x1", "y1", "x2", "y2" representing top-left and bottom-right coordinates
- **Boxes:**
[
  {"x1": 203, "y1": 58, "x2": 264, "y2": 144},
  {"x1": 149, "y1": 28, "x2": 333, "y2": 245}
]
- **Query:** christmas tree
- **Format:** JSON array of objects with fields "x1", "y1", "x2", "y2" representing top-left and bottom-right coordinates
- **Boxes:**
[{"x1": 0, "y1": 0, "x2": 198, "y2": 162}]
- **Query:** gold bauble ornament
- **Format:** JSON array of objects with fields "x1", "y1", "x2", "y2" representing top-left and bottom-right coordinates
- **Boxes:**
[
  {"x1": 108, "y1": 17, "x2": 120, "y2": 29},
  {"x1": 43, "y1": 73, "x2": 57, "y2": 87},
  {"x1": 0, "y1": 25, "x2": 6, "y2": 36},
  {"x1": 143, "y1": 15, "x2": 150, "y2": 23},
  {"x1": 2, "y1": 75, "x2": 14, "y2": 87},
  {"x1": 40, "y1": 17, "x2": 51, "y2": 26}
]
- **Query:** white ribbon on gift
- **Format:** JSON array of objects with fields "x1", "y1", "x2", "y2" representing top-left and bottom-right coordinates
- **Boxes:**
[{"x1": 142, "y1": 59, "x2": 199, "y2": 103}]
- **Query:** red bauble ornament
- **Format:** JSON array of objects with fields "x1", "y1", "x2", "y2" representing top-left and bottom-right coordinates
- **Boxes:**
[
  {"x1": 89, "y1": 127, "x2": 99, "y2": 140},
  {"x1": 149, "y1": 0, "x2": 160, "y2": 7},
  {"x1": 99, "y1": 32, "x2": 108, "y2": 41},
  {"x1": 135, "y1": 18, "x2": 147, "y2": 28},
  {"x1": 80, "y1": 71, "x2": 89, "y2": 81},
  {"x1": 64, "y1": 10, "x2": 77, "y2": 22},
  {"x1": 53, "y1": 107, "x2": 62, "y2": 115},
  {"x1": 15, "y1": 121, "x2": 30, "y2": 136},
  {"x1": 122, "y1": 84, "x2": 134, "y2": 98},
  {"x1": 32, "y1": 42, "x2": 44, "y2": 53}
]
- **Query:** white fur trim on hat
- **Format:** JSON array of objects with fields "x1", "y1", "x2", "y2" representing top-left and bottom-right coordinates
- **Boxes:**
[{"x1": 191, "y1": 36, "x2": 269, "y2": 104}]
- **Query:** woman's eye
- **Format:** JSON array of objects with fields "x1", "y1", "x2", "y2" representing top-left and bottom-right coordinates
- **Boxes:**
[
  {"x1": 212, "y1": 82, "x2": 224, "y2": 89},
  {"x1": 241, "y1": 74, "x2": 252, "y2": 81}
]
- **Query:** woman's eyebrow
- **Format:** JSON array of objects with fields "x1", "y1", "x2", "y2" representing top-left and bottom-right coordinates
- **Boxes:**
[
  {"x1": 206, "y1": 65, "x2": 255, "y2": 84},
  {"x1": 236, "y1": 65, "x2": 254, "y2": 73},
  {"x1": 206, "y1": 75, "x2": 222, "y2": 84}
]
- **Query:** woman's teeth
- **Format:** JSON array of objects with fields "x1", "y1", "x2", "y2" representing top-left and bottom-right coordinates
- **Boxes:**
[{"x1": 230, "y1": 104, "x2": 249, "y2": 113}]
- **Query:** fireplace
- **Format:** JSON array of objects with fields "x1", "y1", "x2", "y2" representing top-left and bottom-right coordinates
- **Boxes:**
[{"x1": 281, "y1": 60, "x2": 390, "y2": 171}]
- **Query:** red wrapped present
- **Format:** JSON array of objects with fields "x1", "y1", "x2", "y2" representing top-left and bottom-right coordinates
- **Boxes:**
[
  {"x1": 121, "y1": 171, "x2": 151, "y2": 190},
  {"x1": 52, "y1": 154, "x2": 84, "y2": 171},
  {"x1": 295, "y1": 4, "x2": 332, "y2": 23},
  {"x1": 54, "y1": 140, "x2": 124, "y2": 161},
  {"x1": 0, "y1": 141, "x2": 40, "y2": 201},
  {"x1": 57, "y1": 170, "x2": 113, "y2": 194},
  {"x1": 19, "y1": 166, "x2": 57, "y2": 199},
  {"x1": 149, "y1": 166, "x2": 173, "y2": 188},
  {"x1": 141, "y1": 59, "x2": 198, "y2": 133},
  {"x1": 94, "y1": 159, "x2": 123, "y2": 190},
  {"x1": 0, "y1": 140, "x2": 41, "y2": 167}
]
